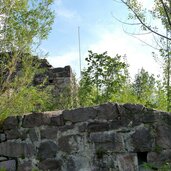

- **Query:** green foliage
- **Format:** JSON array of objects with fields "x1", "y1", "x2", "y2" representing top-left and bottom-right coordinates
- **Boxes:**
[
  {"x1": 0, "y1": 0, "x2": 55, "y2": 120},
  {"x1": 0, "y1": 168, "x2": 7, "y2": 171},
  {"x1": 0, "y1": 0, "x2": 55, "y2": 52},
  {"x1": 78, "y1": 51, "x2": 129, "y2": 106},
  {"x1": 121, "y1": 0, "x2": 171, "y2": 111},
  {"x1": 143, "y1": 162, "x2": 171, "y2": 171},
  {"x1": 132, "y1": 68, "x2": 157, "y2": 108},
  {"x1": 0, "y1": 53, "x2": 53, "y2": 120},
  {"x1": 78, "y1": 50, "x2": 169, "y2": 111}
]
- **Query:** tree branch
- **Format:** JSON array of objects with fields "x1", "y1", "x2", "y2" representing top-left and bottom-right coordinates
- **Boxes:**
[
  {"x1": 120, "y1": 0, "x2": 171, "y2": 41},
  {"x1": 159, "y1": 0, "x2": 171, "y2": 29}
]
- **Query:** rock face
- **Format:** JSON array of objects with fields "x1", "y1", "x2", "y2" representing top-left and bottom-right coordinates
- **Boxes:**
[{"x1": 0, "y1": 103, "x2": 171, "y2": 171}]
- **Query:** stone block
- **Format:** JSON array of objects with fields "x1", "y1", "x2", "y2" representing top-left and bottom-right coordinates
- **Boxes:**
[
  {"x1": 87, "y1": 122, "x2": 109, "y2": 132},
  {"x1": 3, "y1": 116, "x2": 19, "y2": 130},
  {"x1": 78, "y1": 123, "x2": 87, "y2": 132},
  {"x1": 130, "y1": 127, "x2": 154, "y2": 152},
  {"x1": 58, "y1": 135, "x2": 81, "y2": 154},
  {"x1": 58, "y1": 135, "x2": 73, "y2": 154},
  {"x1": 41, "y1": 127, "x2": 58, "y2": 139},
  {"x1": 0, "y1": 160, "x2": 16, "y2": 171},
  {"x1": 29, "y1": 128, "x2": 39, "y2": 142},
  {"x1": 147, "y1": 150, "x2": 171, "y2": 168},
  {"x1": 142, "y1": 113, "x2": 157, "y2": 123},
  {"x1": 63, "y1": 107, "x2": 97, "y2": 123},
  {"x1": 117, "y1": 153, "x2": 138, "y2": 171},
  {"x1": 37, "y1": 141, "x2": 57, "y2": 161},
  {"x1": 0, "y1": 142, "x2": 35, "y2": 158},
  {"x1": 95, "y1": 103, "x2": 120, "y2": 120},
  {"x1": 90, "y1": 132, "x2": 124, "y2": 152},
  {"x1": 0, "y1": 134, "x2": 6, "y2": 142},
  {"x1": 160, "y1": 112, "x2": 171, "y2": 125},
  {"x1": 22, "y1": 113, "x2": 50, "y2": 128},
  {"x1": 5, "y1": 129, "x2": 20, "y2": 140},
  {"x1": 156, "y1": 125, "x2": 171, "y2": 149},
  {"x1": 123, "y1": 103, "x2": 145, "y2": 112},
  {"x1": 0, "y1": 157, "x2": 7, "y2": 161},
  {"x1": 109, "y1": 120, "x2": 126, "y2": 130},
  {"x1": 58, "y1": 124, "x2": 74, "y2": 132},
  {"x1": 50, "y1": 115, "x2": 64, "y2": 126},
  {"x1": 38, "y1": 159, "x2": 62, "y2": 171},
  {"x1": 17, "y1": 161, "x2": 33, "y2": 171}
]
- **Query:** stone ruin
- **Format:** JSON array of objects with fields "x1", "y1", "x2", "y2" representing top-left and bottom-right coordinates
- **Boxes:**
[
  {"x1": 0, "y1": 103, "x2": 171, "y2": 171},
  {"x1": 0, "y1": 52, "x2": 76, "y2": 99},
  {"x1": 33, "y1": 61, "x2": 75, "y2": 97}
]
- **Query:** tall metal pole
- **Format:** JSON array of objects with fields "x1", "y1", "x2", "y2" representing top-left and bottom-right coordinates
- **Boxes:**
[{"x1": 78, "y1": 26, "x2": 82, "y2": 78}]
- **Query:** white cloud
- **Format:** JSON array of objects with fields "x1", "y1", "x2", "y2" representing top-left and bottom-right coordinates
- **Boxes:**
[
  {"x1": 56, "y1": 8, "x2": 77, "y2": 19},
  {"x1": 55, "y1": 0, "x2": 62, "y2": 6},
  {"x1": 47, "y1": 50, "x2": 81, "y2": 76},
  {"x1": 54, "y1": 0, "x2": 78, "y2": 19},
  {"x1": 87, "y1": 29, "x2": 162, "y2": 78}
]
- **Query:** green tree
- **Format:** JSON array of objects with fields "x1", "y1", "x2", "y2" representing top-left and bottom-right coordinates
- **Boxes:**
[
  {"x1": 118, "y1": 0, "x2": 171, "y2": 111},
  {"x1": 132, "y1": 68, "x2": 157, "y2": 108},
  {"x1": 0, "y1": 0, "x2": 55, "y2": 119},
  {"x1": 78, "y1": 51, "x2": 129, "y2": 106}
]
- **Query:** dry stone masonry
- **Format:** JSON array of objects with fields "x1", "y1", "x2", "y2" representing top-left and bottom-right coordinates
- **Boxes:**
[{"x1": 0, "y1": 103, "x2": 171, "y2": 171}]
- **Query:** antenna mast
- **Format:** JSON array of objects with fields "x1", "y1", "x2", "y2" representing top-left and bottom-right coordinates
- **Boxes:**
[{"x1": 78, "y1": 26, "x2": 82, "y2": 78}]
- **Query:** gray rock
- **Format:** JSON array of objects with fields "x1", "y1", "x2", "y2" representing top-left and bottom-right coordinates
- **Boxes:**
[
  {"x1": 87, "y1": 122, "x2": 109, "y2": 132},
  {"x1": 147, "y1": 150, "x2": 171, "y2": 168},
  {"x1": 5, "y1": 129, "x2": 20, "y2": 140},
  {"x1": 0, "y1": 133, "x2": 6, "y2": 142},
  {"x1": 22, "y1": 113, "x2": 51, "y2": 128},
  {"x1": 123, "y1": 103, "x2": 145, "y2": 112},
  {"x1": 90, "y1": 132, "x2": 124, "y2": 152},
  {"x1": 29, "y1": 128, "x2": 39, "y2": 142},
  {"x1": 38, "y1": 159, "x2": 62, "y2": 171},
  {"x1": 156, "y1": 125, "x2": 171, "y2": 149},
  {"x1": 117, "y1": 153, "x2": 138, "y2": 171},
  {"x1": 41, "y1": 127, "x2": 58, "y2": 139},
  {"x1": 95, "y1": 103, "x2": 120, "y2": 120},
  {"x1": 0, "y1": 160, "x2": 16, "y2": 171},
  {"x1": 50, "y1": 115, "x2": 64, "y2": 126},
  {"x1": 131, "y1": 127, "x2": 154, "y2": 152},
  {"x1": 3, "y1": 116, "x2": 19, "y2": 130},
  {"x1": 0, "y1": 142, "x2": 35, "y2": 158},
  {"x1": 0, "y1": 157, "x2": 7, "y2": 161},
  {"x1": 58, "y1": 135, "x2": 72, "y2": 153},
  {"x1": 63, "y1": 107, "x2": 97, "y2": 123},
  {"x1": 37, "y1": 141, "x2": 57, "y2": 161},
  {"x1": 17, "y1": 161, "x2": 33, "y2": 171}
]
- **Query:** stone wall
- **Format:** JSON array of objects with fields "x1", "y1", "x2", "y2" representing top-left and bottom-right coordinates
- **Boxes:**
[
  {"x1": 0, "y1": 103, "x2": 171, "y2": 171},
  {"x1": 33, "y1": 64, "x2": 75, "y2": 97}
]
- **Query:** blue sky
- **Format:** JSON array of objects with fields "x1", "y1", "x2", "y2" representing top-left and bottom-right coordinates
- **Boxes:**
[{"x1": 40, "y1": 0, "x2": 162, "y2": 79}]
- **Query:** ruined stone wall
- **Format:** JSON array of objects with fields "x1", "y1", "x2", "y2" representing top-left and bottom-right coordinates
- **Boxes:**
[
  {"x1": 33, "y1": 65, "x2": 75, "y2": 97},
  {"x1": 0, "y1": 103, "x2": 171, "y2": 171}
]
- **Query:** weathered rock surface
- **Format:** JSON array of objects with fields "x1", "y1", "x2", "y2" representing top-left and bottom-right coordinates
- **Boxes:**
[{"x1": 0, "y1": 103, "x2": 171, "y2": 171}]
